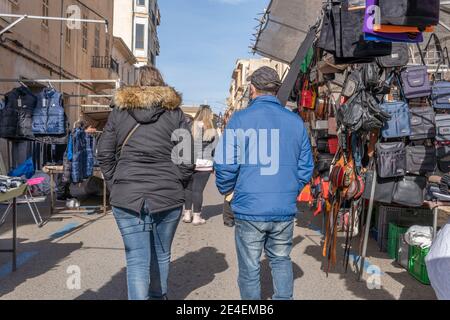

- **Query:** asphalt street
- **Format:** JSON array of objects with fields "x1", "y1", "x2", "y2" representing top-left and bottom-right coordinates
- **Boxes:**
[{"x1": 0, "y1": 176, "x2": 437, "y2": 300}]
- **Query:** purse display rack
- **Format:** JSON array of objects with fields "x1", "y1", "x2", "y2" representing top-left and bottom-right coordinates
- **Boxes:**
[{"x1": 292, "y1": 0, "x2": 445, "y2": 274}]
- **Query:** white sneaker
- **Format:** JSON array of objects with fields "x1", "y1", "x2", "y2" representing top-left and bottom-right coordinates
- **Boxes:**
[
  {"x1": 192, "y1": 212, "x2": 206, "y2": 226},
  {"x1": 182, "y1": 210, "x2": 193, "y2": 223}
]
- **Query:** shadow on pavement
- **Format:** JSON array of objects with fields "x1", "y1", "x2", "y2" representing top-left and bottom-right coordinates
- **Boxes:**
[
  {"x1": 202, "y1": 204, "x2": 224, "y2": 220},
  {"x1": 0, "y1": 237, "x2": 82, "y2": 298},
  {"x1": 76, "y1": 267, "x2": 127, "y2": 300},
  {"x1": 76, "y1": 246, "x2": 229, "y2": 300},
  {"x1": 169, "y1": 246, "x2": 228, "y2": 299}
]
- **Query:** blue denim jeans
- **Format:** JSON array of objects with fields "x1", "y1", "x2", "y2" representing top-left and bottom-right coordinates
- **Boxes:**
[
  {"x1": 235, "y1": 219, "x2": 294, "y2": 300},
  {"x1": 113, "y1": 205, "x2": 182, "y2": 300}
]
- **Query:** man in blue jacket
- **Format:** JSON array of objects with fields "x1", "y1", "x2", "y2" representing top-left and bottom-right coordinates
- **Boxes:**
[{"x1": 214, "y1": 66, "x2": 314, "y2": 300}]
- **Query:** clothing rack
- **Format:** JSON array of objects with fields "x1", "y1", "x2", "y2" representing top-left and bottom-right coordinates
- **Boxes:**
[
  {"x1": 0, "y1": 13, "x2": 108, "y2": 37},
  {"x1": 0, "y1": 79, "x2": 120, "y2": 89}
]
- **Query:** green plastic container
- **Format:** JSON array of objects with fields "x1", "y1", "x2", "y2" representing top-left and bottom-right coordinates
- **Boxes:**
[
  {"x1": 387, "y1": 223, "x2": 409, "y2": 260},
  {"x1": 408, "y1": 246, "x2": 431, "y2": 285}
]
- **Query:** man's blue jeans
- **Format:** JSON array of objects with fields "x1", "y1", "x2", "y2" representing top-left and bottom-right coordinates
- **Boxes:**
[
  {"x1": 112, "y1": 205, "x2": 182, "y2": 300},
  {"x1": 235, "y1": 219, "x2": 294, "y2": 300}
]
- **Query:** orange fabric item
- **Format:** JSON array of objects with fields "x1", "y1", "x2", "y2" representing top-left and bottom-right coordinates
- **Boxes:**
[
  {"x1": 297, "y1": 184, "x2": 313, "y2": 203},
  {"x1": 322, "y1": 180, "x2": 330, "y2": 200},
  {"x1": 373, "y1": 24, "x2": 434, "y2": 33}
]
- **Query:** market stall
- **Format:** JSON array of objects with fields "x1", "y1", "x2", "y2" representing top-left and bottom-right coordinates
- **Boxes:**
[{"x1": 254, "y1": 0, "x2": 450, "y2": 286}]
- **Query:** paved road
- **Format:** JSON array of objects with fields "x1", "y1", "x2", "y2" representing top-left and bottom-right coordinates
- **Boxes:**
[{"x1": 0, "y1": 176, "x2": 436, "y2": 300}]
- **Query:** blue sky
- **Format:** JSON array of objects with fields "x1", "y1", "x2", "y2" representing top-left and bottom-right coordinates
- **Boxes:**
[{"x1": 157, "y1": 0, "x2": 265, "y2": 114}]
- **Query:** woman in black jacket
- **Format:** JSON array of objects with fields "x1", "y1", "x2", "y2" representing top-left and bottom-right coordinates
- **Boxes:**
[{"x1": 98, "y1": 66, "x2": 194, "y2": 300}]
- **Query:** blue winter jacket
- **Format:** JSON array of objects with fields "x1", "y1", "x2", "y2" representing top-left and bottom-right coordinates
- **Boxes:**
[
  {"x1": 71, "y1": 128, "x2": 94, "y2": 183},
  {"x1": 33, "y1": 88, "x2": 66, "y2": 135},
  {"x1": 214, "y1": 95, "x2": 314, "y2": 222}
]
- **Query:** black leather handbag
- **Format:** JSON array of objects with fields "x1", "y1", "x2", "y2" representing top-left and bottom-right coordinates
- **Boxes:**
[
  {"x1": 406, "y1": 145, "x2": 437, "y2": 175},
  {"x1": 436, "y1": 114, "x2": 450, "y2": 142},
  {"x1": 376, "y1": 142, "x2": 406, "y2": 178},
  {"x1": 392, "y1": 176, "x2": 427, "y2": 208},
  {"x1": 376, "y1": 43, "x2": 409, "y2": 68},
  {"x1": 316, "y1": 153, "x2": 334, "y2": 174},
  {"x1": 409, "y1": 107, "x2": 436, "y2": 140},
  {"x1": 363, "y1": 171, "x2": 396, "y2": 204}
]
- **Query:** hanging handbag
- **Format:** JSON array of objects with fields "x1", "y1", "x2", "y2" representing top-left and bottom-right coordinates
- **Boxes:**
[
  {"x1": 317, "y1": 139, "x2": 330, "y2": 153},
  {"x1": 436, "y1": 114, "x2": 450, "y2": 142},
  {"x1": 437, "y1": 145, "x2": 450, "y2": 173},
  {"x1": 376, "y1": 43, "x2": 410, "y2": 68},
  {"x1": 362, "y1": 170, "x2": 396, "y2": 204},
  {"x1": 328, "y1": 137, "x2": 339, "y2": 155},
  {"x1": 378, "y1": 0, "x2": 440, "y2": 30},
  {"x1": 380, "y1": 101, "x2": 411, "y2": 138},
  {"x1": 432, "y1": 81, "x2": 450, "y2": 109},
  {"x1": 316, "y1": 153, "x2": 335, "y2": 174},
  {"x1": 400, "y1": 65, "x2": 431, "y2": 99},
  {"x1": 409, "y1": 107, "x2": 436, "y2": 140},
  {"x1": 376, "y1": 142, "x2": 406, "y2": 178},
  {"x1": 300, "y1": 80, "x2": 316, "y2": 110},
  {"x1": 406, "y1": 145, "x2": 437, "y2": 175},
  {"x1": 363, "y1": 62, "x2": 381, "y2": 89},
  {"x1": 337, "y1": 91, "x2": 364, "y2": 132},
  {"x1": 392, "y1": 175, "x2": 427, "y2": 208},
  {"x1": 328, "y1": 117, "x2": 338, "y2": 136}
]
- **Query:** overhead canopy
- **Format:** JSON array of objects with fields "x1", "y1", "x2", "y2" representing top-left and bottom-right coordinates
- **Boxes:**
[
  {"x1": 253, "y1": 1, "x2": 450, "y2": 65},
  {"x1": 252, "y1": 0, "x2": 323, "y2": 64}
]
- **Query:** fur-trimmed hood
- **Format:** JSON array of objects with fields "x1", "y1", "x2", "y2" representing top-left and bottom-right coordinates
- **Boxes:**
[{"x1": 114, "y1": 86, "x2": 182, "y2": 110}]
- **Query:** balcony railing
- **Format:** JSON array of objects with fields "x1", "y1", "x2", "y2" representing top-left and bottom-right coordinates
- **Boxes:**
[{"x1": 91, "y1": 56, "x2": 119, "y2": 74}]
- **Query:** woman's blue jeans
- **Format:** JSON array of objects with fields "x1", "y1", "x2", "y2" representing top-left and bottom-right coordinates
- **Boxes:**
[{"x1": 113, "y1": 205, "x2": 182, "y2": 300}]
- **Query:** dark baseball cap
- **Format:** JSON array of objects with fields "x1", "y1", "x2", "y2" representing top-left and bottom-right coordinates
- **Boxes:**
[{"x1": 247, "y1": 66, "x2": 282, "y2": 92}]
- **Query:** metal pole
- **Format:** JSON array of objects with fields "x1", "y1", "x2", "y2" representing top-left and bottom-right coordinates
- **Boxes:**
[
  {"x1": 0, "y1": 14, "x2": 107, "y2": 36},
  {"x1": 358, "y1": 170, "x2": 378, "y2": 281},
  {"x1": 0, "y1": 15, "x2": 26, "y2": 36},
  {"x1": 12, "y1": 197, "x2": 17, "y2": 272},
  {"x1": 50, "y1": 172, "x2": 55, "y2": 216},
  {"x1": 433, "y1": 206, "x2": 438, "y2": 240},
  {"x1": 103, "y1": 180, "x2": 107, "y2": 216}
]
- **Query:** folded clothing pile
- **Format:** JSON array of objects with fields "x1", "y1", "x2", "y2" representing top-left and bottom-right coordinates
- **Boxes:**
[
  {"x1": 0, "y1": 175, "x2": 26, "y2": 193},
  {"x1": 404, "y1": 225, "x2": 434, "y2": 249}
]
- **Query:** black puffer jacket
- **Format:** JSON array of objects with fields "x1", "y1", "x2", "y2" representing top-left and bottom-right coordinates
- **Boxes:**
[
  {"x1": 98, "y1": 86, "x2": 194, "y2": 214},
  {"x1": 0, "y1": 87, "x2": 36, "y2": 139}
]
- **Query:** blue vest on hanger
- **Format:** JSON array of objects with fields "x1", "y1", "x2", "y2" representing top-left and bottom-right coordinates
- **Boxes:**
[{"x1": 33, "y1": 88, "x2": 66, "y2": 135}]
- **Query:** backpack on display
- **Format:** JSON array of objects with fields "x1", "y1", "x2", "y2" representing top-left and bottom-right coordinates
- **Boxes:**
[
  {"x1": 409, "y1": 107, "x2": 436, "y2": 140},
  {"x1": 436, "y1": 114, "x2": 450, "y2": 142},
  {"x1": 392, "y1": 175, "x2": 427, "y2": 208},
  {"x1": 400, "y1": 66, "x2": 432, "y2": 99},
  {"x1": 376, "y1": 142, "x2": 406, "y2": 178},
  {"x1": 432, "y1": 81, "x2": 450, "y2": 110},
  {"x1": 380, "y1": 101, "x2": 411, "y2": 138},
  {"x1": 406, "y1": 145, "x2": 437, "y2": 175}
]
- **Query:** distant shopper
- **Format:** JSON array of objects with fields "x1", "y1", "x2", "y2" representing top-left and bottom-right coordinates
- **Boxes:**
[
  {"x1": 183, "y1": 105, "x2": 218, "y2": 225},
  {"x1": 98, "y1": 66, "x2": 194, "y2": 300},
  {"x1": 214, "y1": 66, "x2": 314, "y2": 300}
]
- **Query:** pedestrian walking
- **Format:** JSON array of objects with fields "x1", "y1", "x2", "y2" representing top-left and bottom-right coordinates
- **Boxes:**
[
  {"x1": 183, "y1": 105, "x2": 219, "y2": 225},
  {"x1": 214, "y1": 66, "x2": 314, "y2": 300},
  {"x1": 98, "y1": 66, "x2": 194, "y2": 300}
]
